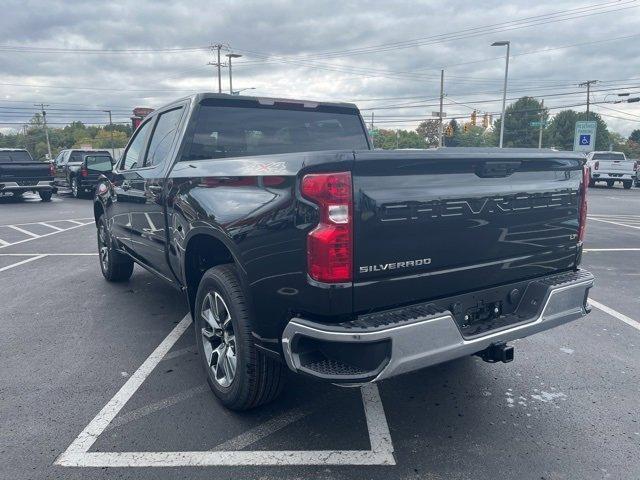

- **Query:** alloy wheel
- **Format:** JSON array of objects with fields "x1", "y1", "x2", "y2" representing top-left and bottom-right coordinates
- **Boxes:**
[
  {"x1": 98, "y1": 224, "x2": 109, "y2": 271},
  {"x1": 200, "y1": 291, "x2": 237, "y2": 388}
]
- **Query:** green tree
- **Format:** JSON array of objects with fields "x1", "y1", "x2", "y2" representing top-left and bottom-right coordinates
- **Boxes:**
[
  {"x1": 415, "y1": 119, "x2": 440, "y2": 147},
  {"x1": 453, "y1": 125, "x2": 494, "y2": 147},
  {"x1": 373, "y1": 129, "x2": 427, "y2": 149},
  {"x1": 492, "y1": 97, "x2": 546, "y2": 148},
  {"x1": 629, "y1": 129, "x2": 640, "y2": 144},
  {"x1": 444, "y1": 119, "x2": 461, "y2": 147}
]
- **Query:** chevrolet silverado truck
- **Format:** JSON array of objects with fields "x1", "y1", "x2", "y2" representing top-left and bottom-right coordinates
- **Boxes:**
[
  {"x1": 94, "y1": 93, "x2": 594, "y2": 410},
  {"x1": 586, "y1": 151, "x2": 637, "y2": 189},
  {"x1": 0, "y1": 148, "x2": 55, "y2": 201},
  {"x1": 53, "y1": 149, "x2": 113, "y2": 198}
]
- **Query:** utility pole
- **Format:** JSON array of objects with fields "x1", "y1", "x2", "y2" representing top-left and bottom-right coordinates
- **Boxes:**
[
  {"x1": 438, "y1": 69, "x2": 445, "y2": 147},
  {"x1": 103, "y1": 110, "x2": 115, "y2": 157},
  {"x1": 370, "y1": 112, "x2": 375, "y2": 148},
  {"x1": 538, "y1": 99, "x2": 544, "y2": 149},
  {"x1": 578, "y1": 80, "x2": 598, "y2": 119},
  {"x1": 35, "y1": 103, "x2": 52, "y2": 160},
  {"x1": 208, "y1": 44, "x2": 227, "y2": 93},
  {"x1": 396, "y1": 129, "x2": 400, "y2": 149}
]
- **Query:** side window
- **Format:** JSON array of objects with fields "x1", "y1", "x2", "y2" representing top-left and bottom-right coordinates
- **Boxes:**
[
  {"x1": 145, "y1": 107, "x2": 184, "y2": 167},
  {"x1": 120, "y1": 120, "x2": 153, "y2": 170},
  {"x1": 54, "y1": 152, "x2": 64, "y2": 166}
]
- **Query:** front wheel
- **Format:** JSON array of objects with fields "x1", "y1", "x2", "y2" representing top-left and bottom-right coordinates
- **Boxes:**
[
  {"x1": 39, "y1": 190, "x2": 52, "y2": 202},
  {"x1": 97, "y1": 216, "x2": 133, "y2": 282},
  {"x1": 606, "y1": 180, "x2": 615, "y2": 188},
  {"x1": 195, "y1": 264, "x2": 286, "y2": 410},
  {"x1": 623, "y1": 180, "x2": 632, "y2": 190}
]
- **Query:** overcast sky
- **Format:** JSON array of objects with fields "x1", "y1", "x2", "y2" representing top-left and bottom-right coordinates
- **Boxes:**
[{"x1": 0, "y1": 0, "x2": 638, "y2": 135}]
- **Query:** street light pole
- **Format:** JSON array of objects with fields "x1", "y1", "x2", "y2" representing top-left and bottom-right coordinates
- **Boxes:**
[
  {"x1": 491, "y1": 41, "x2": 510, "y2": 148},
  {"x1": 35, "y1": 103, "x2": 52, "y2": 160},
  {"x1": 103, "y1": 110, "x2": 115, "y2": 158},
  {"x1": 225, "y1": 53, "x2": 242, "y2": 95},
  {"x1": 438, "y1": 69, "x2": 445, "y2": 147}
]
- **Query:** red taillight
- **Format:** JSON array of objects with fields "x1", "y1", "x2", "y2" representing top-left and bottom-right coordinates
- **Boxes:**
[
  {"x1": 48, "y1": 163, "x2": 55, "y2": 176},
  {"x1": 594, "y1": 160, "x2": 599, "y2": 170},
  {"x1": 301, "y1": 172, "x2": 352, "y2": 283},
  {"x1": 80, "y1": 165, "x2": 88, "y2": 177},
  {"x1": 578, "y1": 165, "x2": 589, "y2": 242}
]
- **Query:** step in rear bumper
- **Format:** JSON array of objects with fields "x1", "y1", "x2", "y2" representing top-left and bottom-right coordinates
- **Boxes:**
[{"x1": 281, "y1": 270, "x2": 594, "y2": 383}]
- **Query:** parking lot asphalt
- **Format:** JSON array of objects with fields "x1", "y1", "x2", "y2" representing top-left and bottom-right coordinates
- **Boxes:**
[{"x1": 1, "y1": 186, "x2": 639, "y2": 480}]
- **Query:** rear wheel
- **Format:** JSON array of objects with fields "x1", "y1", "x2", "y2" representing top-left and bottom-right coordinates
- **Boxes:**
[
  {"x1": 71, "y1": 177, "x2": 81, "y2": 198},
  {"x1": 606, "y1": 180, "x2": 615, "y2": 188},
  {"x1": 97, "y1": 216, "x2": 133, "y2": 282},
  {"x1": 39, "y1": 190, "x2": 52, "y2": 202},
  {"x1": 623, "y1": 180, "x2": 632, "y2": 189},
  {"x1": 195, "y1": 264, "x2": 286, "y2": 410},
  {"x1": 588, "y1": 178, "x2": 595, "y2": 187}
]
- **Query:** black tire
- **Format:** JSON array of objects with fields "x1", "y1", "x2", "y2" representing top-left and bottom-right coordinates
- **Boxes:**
[
  {"x1": 588, "y1": 179, "x2": 595, "y2": 187},
  {"x1": 606, "y1": 180, "x2": 615, "y2": 188},
  {"x1": 71, "y1": 177, "x2": 82, "y2": 198},
  {"x1": 194, "y1": 264, "x2": 286, "y2": 410},
  {"x1": 623, "y1": 181, "x2": 632, "y2": 190},
  {"x1": 97, "y1": 216, "x2": 134, "y2": 282},
  {"x1": 39, "y1": 190, "x2": 52, "y2": 202}
]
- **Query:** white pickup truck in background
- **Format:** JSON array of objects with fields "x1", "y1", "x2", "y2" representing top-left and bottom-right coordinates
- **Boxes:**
[{"x1": 586, "y1": 151, "x2": 638, "y2": 189}]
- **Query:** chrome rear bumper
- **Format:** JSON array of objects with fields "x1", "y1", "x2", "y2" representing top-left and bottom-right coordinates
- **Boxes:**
[{"x1": 282, "y1": 270, "x2": 594, "y2": 383}]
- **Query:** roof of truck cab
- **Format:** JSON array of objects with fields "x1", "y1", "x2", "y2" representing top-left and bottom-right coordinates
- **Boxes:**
[{"x1": 158, "y1": 93, "x2": 359, "y2": 111}]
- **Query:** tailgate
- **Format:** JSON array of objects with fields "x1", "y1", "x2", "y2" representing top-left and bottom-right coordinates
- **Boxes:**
[
  {"x1": 0, "y1": 162, "x2": 51, "y2": 182},
  {"x1": 598, "y1": 160, "x2": 633, "y2": 172},
  {"x1": 352, "y1": 150, "x2": 584, "y2": 311}
]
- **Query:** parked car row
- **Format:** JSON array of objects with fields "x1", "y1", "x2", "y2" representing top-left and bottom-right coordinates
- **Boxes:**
[{"x1": 0, "y1": 148, "x2": 114, "y2": 201}]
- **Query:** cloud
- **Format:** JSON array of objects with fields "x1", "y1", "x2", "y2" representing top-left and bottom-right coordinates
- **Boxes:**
[{"x1": 0, "y1": 0, "x2": 637, "y2": 135}]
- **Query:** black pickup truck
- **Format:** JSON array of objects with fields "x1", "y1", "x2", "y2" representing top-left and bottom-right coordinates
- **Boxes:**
[
  {"x1": 94, "y1": 93, "x2": 594, "y2": 410},
  {"x1": 53, "y1": 149, "x2": 113, "y2": 198},
  {"x1": 0, "y1": 148, "x2": 55, "y2": 201}
]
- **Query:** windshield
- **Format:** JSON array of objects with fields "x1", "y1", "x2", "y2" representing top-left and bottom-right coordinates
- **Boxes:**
[
  {"x1": 85, "y1": 155, "x2": 113, "y2": 172},
  {"x1": 592, "y1": 153, "x2": 626, "y2": 161},
  {"x1": 0, "y1": 150, "x2": 34, "y2": 162},
  {"x1": 184, "y1": 99, "x2": 369, "y2": 160},
  {"x1": 70, "y1": 151, "x2": 111, "y2": 162}
]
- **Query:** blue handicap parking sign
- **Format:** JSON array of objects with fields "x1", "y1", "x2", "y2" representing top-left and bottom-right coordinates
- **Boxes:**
[{"x1": 579, "y1": 134, "x2": 591, "y2": 145}]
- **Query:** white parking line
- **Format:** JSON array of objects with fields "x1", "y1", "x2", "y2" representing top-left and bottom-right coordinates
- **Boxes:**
[
  {"x1": 589, "y1": 217, "x2": 640, "y2": 231},
  {"x1": 589, "y1": 299, "x2": 640, "y2": 333},
  {"x1": 39, "y1": 222, "x2": 64, "y2": 231},
  {"x1": 0, "y1": 238, "x2": 9, "y2": 246},
  {"x1": 0, "y1": 255, "x2": 47, "y2": 272},
  {"x1": 7, "y1": 224, "x2": 40, "y2": 238},
  {"x1": 0, "y1": 253, "x2": 97, "y2": 256},
  {"x1": 56, "y1": 314, "x2": 395, "y2": 467},
  {"x1": 583, "y1": 248, "x2": 640, "y2": 252},
  {"x1": 0, "y1": 222, "x2": 92, "y2": 250}
]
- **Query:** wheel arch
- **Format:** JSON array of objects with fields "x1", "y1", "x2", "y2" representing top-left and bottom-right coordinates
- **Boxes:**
[{"x1": 183, "y1": 230, "x2": 249, "y2": 320}]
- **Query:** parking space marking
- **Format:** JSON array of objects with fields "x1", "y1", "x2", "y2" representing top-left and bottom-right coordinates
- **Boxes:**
[
  {"x1": 0, "y1": 255, "x2": 46, "y2": 272},
  {"x1": 7, "y1": 224, "x2": 40, "y2": 238},
  {"x1": 583, "y1": 248, "x2": 640, "y2": 252},
  {"x1": 0, "y1": 253, "x2": 97, "y2": 256},
  {"x1": 0, "y1": 220, "x2": 93, "y2": 250},
  {"x1": 211, "y1": 403, "x2": 316, "y2": 452},
  {"x1": 105, "y1": 384, "x2": 210, "y2": 432},
  {"x1": 590, "y1": 299, "x2": 640, "y2": 333},
  {"x1": 56, "y1": 314, "x2": 395, "y2": 468},
  {"x1": 39, "y1": 222, "x2": 64, "y2": 231},
  {"x1": 588, "y1": 217, "x2": 640, "y2": 231}
]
